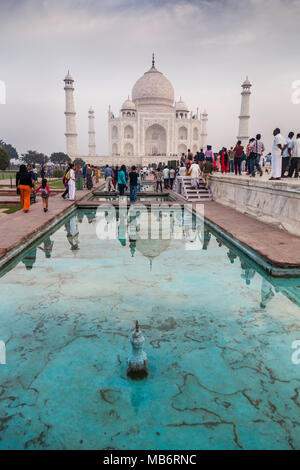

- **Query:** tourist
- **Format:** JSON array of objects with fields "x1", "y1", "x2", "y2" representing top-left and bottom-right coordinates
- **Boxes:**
[
  {"x1": 198, "y1": 148, "x2": 205, "y2": 172},
  {"x1": 75, "y1": 165, "x2": 83, "y2": 190},
  {"x1": 129, "y1": 166, "x2": 138, "y2": 202},
  {"x1": 113, "y1": 166, "x2": 119, "y2": 189},
  {"x1": 233, "y1": 140, "x2": 244, "y2": 175},
  {"x1": 155, "y1": 167, "x2": 163, "y2": 192},
  {"x1": 16, "y1": 164, "x2": 33, "y2": 213},
  {"x1": 249, "y1": 134, "x2": 264, "y2": 177},
  {"x1": 61, "y1": 165, "x2": 71, "y2": 199},
  {"x1": 163, "y1": 166, "x2": 170, "y2": 189},
  {"x1": 245, "y1": 138, "x2": 254, "y2": 175},
  {"x1": 269, "y1": 128, "x2": 286, "y2": 180},
  {"x1": 169, "y1": 167, "x2": 176, "y2": 189},
  {"x1": 216, "y1": 152, "x2": 221, "y2": 172},
  {"x1": 40, "y1": 165, "x2": 45, "y2": 180},
  {"x1": 82, "y1": 164, "x2": 87, "y2": 187},
  {"x1": 118, "y1": 165, "x2": 127, "y2": 196},
  {"x1": 282, "y1": 131, "x2": 294, "y2": 177},
  {"x1": 221, "y1": 148, "x2": 229, "y2": 174},
  {"x1": 27, "y1": 164, "x2": 36, "y2": 204},
  {"x1": 95, "y1": 166, "x2": 99, "y2": 184},
  {"x1": 137, "y1": 171, "x2": 141, "y2": 191},
  {"x1": 179, "y1": 162, "x2": 186, "y2": 176},
  {"x1": 228, "y1": 147, "x2": 235, "y2": 173},
  {"x1": 202, "y1": 158, "x2": 213, "y2": 189},
  {"x1": 205, "y1": 145, "x2": 214, "y2": 162},
  {"x1": 194, "y1": 151, "x2": 200, "y2": 164},
  {"x1": 68, "y1": 163, "x2": 76, "y2": 200},
  {"x1": 86, "y1": 164, "x2": 93, "y2": 190},
  {"x1": 104, "y1": 164, "x2": 114, "y2": 191},
  {"x1": 35, "y1": 178, "x2": 51, "y2": 212},
  {"x1": 288, "y1": 133, "x2": 300, "y2": 178},
  {"x1": 190, "y1": 161, "x2": 200, "y2": 188}
]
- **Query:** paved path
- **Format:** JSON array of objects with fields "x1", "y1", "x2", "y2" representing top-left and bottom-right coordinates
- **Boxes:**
[
  {"x1": 202, "y1": 201, "x2": 300, "y2": 268},
  {"x1": 0, "y1": 191, "x2": 89, "y2": 259}
]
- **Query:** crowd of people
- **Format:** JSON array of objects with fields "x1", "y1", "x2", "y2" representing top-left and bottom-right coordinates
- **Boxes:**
[
  {"x1": 103, "y1": 165, "x2": 147, "y2": 202},
  {"x1": 14, "y1": 128, "x2": 300, "y2": 213}
]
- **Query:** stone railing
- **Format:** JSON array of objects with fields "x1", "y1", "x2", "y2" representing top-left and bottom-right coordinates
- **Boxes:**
[{"x1": 210, "y1": 175, "x2": 300, "y2": 236}]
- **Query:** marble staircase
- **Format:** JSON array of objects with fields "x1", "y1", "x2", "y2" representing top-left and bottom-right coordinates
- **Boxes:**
[{"x1": 176, "y1": 177, "x2": 212, "y2": 202}]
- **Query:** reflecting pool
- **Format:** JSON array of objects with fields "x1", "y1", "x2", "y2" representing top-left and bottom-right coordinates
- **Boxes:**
[
  {"x1": 91, "y1": 194, "x2": 174, "y2": 202},
  {"x1": 0, "y1": 207, "x2": 300, "y2": 450}
]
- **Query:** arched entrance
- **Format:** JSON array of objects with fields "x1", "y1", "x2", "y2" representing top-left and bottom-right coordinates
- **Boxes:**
[
  {"x1": 178, "y1": 143, "x2": 187, "y2": 155},
  {"x1": 145, "y1": 124, "x2": 166, "y2": 156},
  {"x1": 124, "y1": 143, "x2": 134, "y2": 156}
]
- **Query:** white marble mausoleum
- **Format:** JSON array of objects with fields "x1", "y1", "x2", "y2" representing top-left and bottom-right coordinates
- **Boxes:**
[{"x1": 108, "y1": 55, "x2": 208, "y2": 160}]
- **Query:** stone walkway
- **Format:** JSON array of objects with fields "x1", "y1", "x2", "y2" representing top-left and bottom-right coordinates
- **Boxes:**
[
  {"x1": 0, "y1": 190, "x2": 89, "y2": 260},
  {"x1": 202, "y1": 201, "x2": 300, "y2": 268}
]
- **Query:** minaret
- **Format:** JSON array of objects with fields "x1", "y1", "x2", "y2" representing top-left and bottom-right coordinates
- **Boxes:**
[
  {"x1": 64, "y1": 71, "x2": 78, "y2": 158},
  {"x1": 88, "y1": 106, "x2": 96, "y2": 156},
  {"x1": 200, "y1": 109, "x2": 208, "y2": 150},
  {"x1": 237, "y1": 77, "x2": 252, "y2": 146}
]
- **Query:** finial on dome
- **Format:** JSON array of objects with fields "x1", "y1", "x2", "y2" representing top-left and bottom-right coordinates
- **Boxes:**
[{"x1": 152, "y1": 53, "x2": 155, "y2": 68}]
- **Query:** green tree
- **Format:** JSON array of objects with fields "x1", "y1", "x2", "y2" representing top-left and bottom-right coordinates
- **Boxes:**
[
  {"x1": 50, "y1": 152, "x2": 71, "y2": 166},
  {"x1": 0, "y1": 139, "x2": 19, "y2": 160},
  {"x1": 73, "y1": 158, "x2": 85, "y2": 167},
  {"x1": 0, "y1": 148, "x2": 10, "y2": 170},
  {"x1": 22, "y1": 150, "x2": 49, "y2": 166}
]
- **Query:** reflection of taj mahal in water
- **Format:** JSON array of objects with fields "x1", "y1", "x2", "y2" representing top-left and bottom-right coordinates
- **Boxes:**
[{"x1": 108, "y1": 54, "x2": 208, "y2": 159}]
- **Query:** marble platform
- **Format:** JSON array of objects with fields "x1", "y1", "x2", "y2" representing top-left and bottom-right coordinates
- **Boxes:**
[{"x1": 210, "y1": 175, "x2": 300, "y2": 237}]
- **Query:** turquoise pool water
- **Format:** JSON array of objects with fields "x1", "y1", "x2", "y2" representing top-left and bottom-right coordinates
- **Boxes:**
[
  {"x1": 91, "y1": 194, "x2": 174, "y2": 202},
  {"x1": 0, "y1": 207, "x2": 300, "y2": 450}
]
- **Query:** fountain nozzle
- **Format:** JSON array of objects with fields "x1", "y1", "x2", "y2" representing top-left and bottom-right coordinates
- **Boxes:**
[{"x1": 127, "y1": 321, "x2": 148, "y2": 379}]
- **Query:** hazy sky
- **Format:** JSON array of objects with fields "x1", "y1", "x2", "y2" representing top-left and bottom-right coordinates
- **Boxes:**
[{"x1": 1, "y1": 0, "x2": 300, "y2": 156}]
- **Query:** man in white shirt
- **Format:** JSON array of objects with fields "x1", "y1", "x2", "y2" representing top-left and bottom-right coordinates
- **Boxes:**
[
  {"x1": 269, "y1": 128, "x2": 286, "y2": 180},
  {"x1": 281, "y1": 131, "x2": 294, "y2": 177},
  {"x1": 288, "y1": 133, "x2": 300, "y2": 178},
  {"x1": 163, "y1": 166, "x2": 170, "y2": 189},
  {"x1": 190, "y1": 162, "x2": 200, "y2": 188}
]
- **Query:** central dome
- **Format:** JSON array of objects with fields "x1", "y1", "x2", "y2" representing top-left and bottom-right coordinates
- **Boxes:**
[{"x1": 132, "y1": 64, "x2": 174, "y2": 110}]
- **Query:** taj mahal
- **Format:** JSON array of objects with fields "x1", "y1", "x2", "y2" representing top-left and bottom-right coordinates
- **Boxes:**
[{"x1": 63, "y1": 55, "x2": 210, "y2": 166}]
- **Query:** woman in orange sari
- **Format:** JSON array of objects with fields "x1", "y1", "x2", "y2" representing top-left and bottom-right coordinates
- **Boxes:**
[{"x1": 16, "y1": 164, "x2": 33, "y2": 213}]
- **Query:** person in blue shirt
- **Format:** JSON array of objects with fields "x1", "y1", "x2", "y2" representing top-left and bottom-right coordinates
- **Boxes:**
[
  {"x1": 104, "y1": 165, "x2": 114, "y2": 191},
  {"x1": 282, "y1": 131, "x2": 294, "y2": 177},
  {"x1": 117, "y1": 165, "x2": 127, "y2": 195}
]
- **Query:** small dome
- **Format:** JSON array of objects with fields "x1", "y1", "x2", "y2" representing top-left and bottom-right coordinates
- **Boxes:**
[
  {"x1": 175, "y1": 98, "x2": 188, "y2": 112},
  {"x1": 121, "y1": 98, "x2": 136, "y2": 111}
]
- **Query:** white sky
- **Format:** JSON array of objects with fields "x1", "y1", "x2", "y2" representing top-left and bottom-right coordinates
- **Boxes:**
[{"x1": 1, "y1": 0, "x2": 300, "y2": 156}]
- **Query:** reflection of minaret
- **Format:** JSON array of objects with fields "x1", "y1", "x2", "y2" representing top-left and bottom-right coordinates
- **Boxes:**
[
  {"x1": 64, "y1": 71, "x2": 78, "y2": 158},
  {"x1": 88, "y1": 106, "x2": 96, "y2": 156},
  {"x1": 201, "y1": 109, "x2": 208, "y2": 150},
  {"x1": 237, "y1": 77, "x2": 252, "y2": 146}
]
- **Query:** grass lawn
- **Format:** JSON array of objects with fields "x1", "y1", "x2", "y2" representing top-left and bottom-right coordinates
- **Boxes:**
[
  {"x1": 0, "y1": 172, "x2": 16, "y2": 180},
  {"x1": 0, "y1": 205, "x2": 22, "y2": 214},
  {"x1": 48, "y1": 179, "x2": 64, "y2": 189}
]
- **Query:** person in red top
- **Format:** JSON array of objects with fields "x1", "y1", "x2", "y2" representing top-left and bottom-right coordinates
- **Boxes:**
[
  {"x1": 36, "y1": 178, "x2": 51, "y2": 212},
  {"x1": 233, "y1": 140, "x2": 244, "y2": 175},
  {"x1": 221, "y1": 147, "x2": 229, "y2": 173}
]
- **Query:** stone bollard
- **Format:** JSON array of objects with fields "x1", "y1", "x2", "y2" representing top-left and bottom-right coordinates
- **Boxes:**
[{"x1": 127, "y1": 321, "x2": 148, "y2": 379}]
